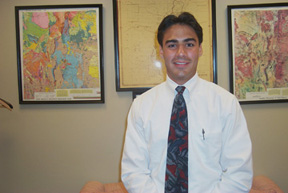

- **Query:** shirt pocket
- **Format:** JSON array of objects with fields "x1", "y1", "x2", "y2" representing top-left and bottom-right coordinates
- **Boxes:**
[{"x1": 192, "y1": 127, "x2": 222, "y2": 164}]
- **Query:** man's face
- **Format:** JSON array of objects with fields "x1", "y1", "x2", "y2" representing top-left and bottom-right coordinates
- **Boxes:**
[{"x1": 160, "y1": 24, "x2": 203, "y2": 85}]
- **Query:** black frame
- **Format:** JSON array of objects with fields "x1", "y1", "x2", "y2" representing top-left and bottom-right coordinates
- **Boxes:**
[
  {"x1": 228, "y1": 3, "x2": 288, "y2": 104},
  {"x1": 113, "y1": 0, "x2": 217, "y2": 95},
  {"x1": 15, "y1": 4, "x2": 104, "y2": 104}
]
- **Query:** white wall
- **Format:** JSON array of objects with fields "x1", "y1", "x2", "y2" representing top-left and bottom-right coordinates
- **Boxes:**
[{"x1": 0, "y1": 0, "x2": 287, "y2": 192}]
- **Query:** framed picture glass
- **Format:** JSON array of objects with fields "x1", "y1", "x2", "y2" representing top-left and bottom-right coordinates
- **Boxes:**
[
  {"x1": 113, "y1": 0, "x2": 217, "y2": 93},
  {"x1": 228, "y1": 3, "x2": 288, "y2": 104},
  {"x1": 15, "y1": 4, "x2": 104, "y2": 104}
]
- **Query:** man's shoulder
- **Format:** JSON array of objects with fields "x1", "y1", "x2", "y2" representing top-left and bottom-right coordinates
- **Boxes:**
[
  {"x1": 196, "y1": 78, "x2": 239, "y2": 107},
  {"x1": 132, "y1": 81, "x2": 172, "y2": 108},
  {"x1": 136, "y1": 82, "x2": 167, "y2": 99},
  {"x1": 198, "y1": 78, "x2": 233, "y2": 96}
]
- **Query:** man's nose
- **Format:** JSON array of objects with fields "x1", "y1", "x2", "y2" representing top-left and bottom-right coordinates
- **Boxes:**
[{"x1": 177, "y1": 45, "x2": 186, "y2": 56}]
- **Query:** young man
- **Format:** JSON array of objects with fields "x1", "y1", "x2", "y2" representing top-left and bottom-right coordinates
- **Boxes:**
[{"x1": 121, "y1": 12, "x2": 253, "y2": 193}]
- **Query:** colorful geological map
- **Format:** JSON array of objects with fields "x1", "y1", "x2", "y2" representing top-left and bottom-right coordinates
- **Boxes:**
[
  {"x1": 233, "y1": 8, "x2": 288, "y2": 101},
  {"x1": 20, "y1": 8, "x2": 101, "y2": 101}
]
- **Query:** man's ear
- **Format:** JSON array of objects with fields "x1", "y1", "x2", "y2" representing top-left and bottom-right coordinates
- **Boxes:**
[
  {"x1": 199, "y1": 44, "x2": 203, "y2": 57},
  {"x1": 159, "y1": 46, "x2": 164, "y2": 58}
]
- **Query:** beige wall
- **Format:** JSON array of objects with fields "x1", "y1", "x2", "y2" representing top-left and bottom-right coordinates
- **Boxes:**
[
  {"x1": 217, "y1": 1, "x2": 288, "y2": 192},
  {"x1": 0, "y1": 0, "x2": 287, "y2": 192}
]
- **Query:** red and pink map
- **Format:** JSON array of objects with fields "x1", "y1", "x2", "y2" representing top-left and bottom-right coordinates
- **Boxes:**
[{"x1": 232, "y1": 8, "x2": 288, "y2": 101}]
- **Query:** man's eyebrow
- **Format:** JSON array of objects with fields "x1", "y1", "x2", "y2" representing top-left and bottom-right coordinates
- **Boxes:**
[
  {"x1": 184, "y1": 38, "x2": 197, "y2": 42},
  {"x1": 164, "y1": 38, "x2": 197, "y2": 45},
  {"x1": 165, "y1": 39, "x2": 178, "y2": 45}
]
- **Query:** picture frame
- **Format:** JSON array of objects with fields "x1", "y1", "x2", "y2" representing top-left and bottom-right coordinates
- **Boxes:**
[
  {"x1": 113, "y1": 0, "x2": 217, "y2": 93},
  {"x1": 228, "y1": 3, "x2": 288, "y2": 104},
  {"x1": 15, "y1": 4, "x2": 104, "y2": 104}
]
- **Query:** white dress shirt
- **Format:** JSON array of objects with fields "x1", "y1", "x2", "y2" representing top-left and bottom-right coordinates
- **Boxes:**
[{"x1": 121, "y1": 73, "x2": 253, "y2": 193}]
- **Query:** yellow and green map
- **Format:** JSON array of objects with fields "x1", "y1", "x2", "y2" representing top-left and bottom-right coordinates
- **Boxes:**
[{"x1": 19, "y1": 8, "x2": 101, "y2": 101}]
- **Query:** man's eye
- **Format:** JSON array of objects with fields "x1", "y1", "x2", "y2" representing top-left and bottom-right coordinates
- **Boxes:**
[
  {"x1": 167, "y1": 44, "x2": 176, "y2": 48},
  {"x1": 186, "y1": 43, "x2": 194, "y2": 47}
]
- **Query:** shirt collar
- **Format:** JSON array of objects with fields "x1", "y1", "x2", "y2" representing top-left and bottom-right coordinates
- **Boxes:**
[{"x1": 166, "y1": 73, "x2": 199, "y2": 96}]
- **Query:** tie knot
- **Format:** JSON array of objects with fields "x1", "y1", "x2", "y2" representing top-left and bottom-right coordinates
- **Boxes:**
[{"x1": 176, "y1": 86, "x2": 185, "y2": 94}]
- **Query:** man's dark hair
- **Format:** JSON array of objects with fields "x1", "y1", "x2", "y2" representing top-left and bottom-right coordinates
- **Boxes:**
[{"x1": 157, "y1": 12, "x2": 203, "y2": 47}]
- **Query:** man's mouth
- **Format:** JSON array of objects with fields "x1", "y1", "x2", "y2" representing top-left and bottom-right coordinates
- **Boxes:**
[
  {"x1": 175, "y1": 62, "x2": 187, "y2": 65},
  {"x1": 174, "y1": 60, "x2": 189, "y2": 66}
]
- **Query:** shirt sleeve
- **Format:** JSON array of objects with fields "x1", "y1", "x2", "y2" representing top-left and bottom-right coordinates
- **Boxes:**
[
  {"x1": 121, "y1": 99, "x2": 159, "y2": 193},
  {"x1": 212, "y1": 97, "x2": 253, "y2": 193}
]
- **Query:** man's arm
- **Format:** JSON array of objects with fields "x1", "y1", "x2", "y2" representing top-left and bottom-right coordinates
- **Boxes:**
[
  {"x1": 121, "y1": 102, "x2": 159, "y2": 193},
  {"x1": 212, "y1": 98, "x2": 253, "y2": 193}
]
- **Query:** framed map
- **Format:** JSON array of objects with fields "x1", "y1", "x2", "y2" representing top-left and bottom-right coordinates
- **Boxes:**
[
  {"x1": 113, "y1": 0, "x2": 217, "y2": 92},
  {"x1": 15, "y1": 4, "x2": 104, "y2": 104},
  {"x1": 228, "y1": 3, "x2": 288, "y2": 104}
]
